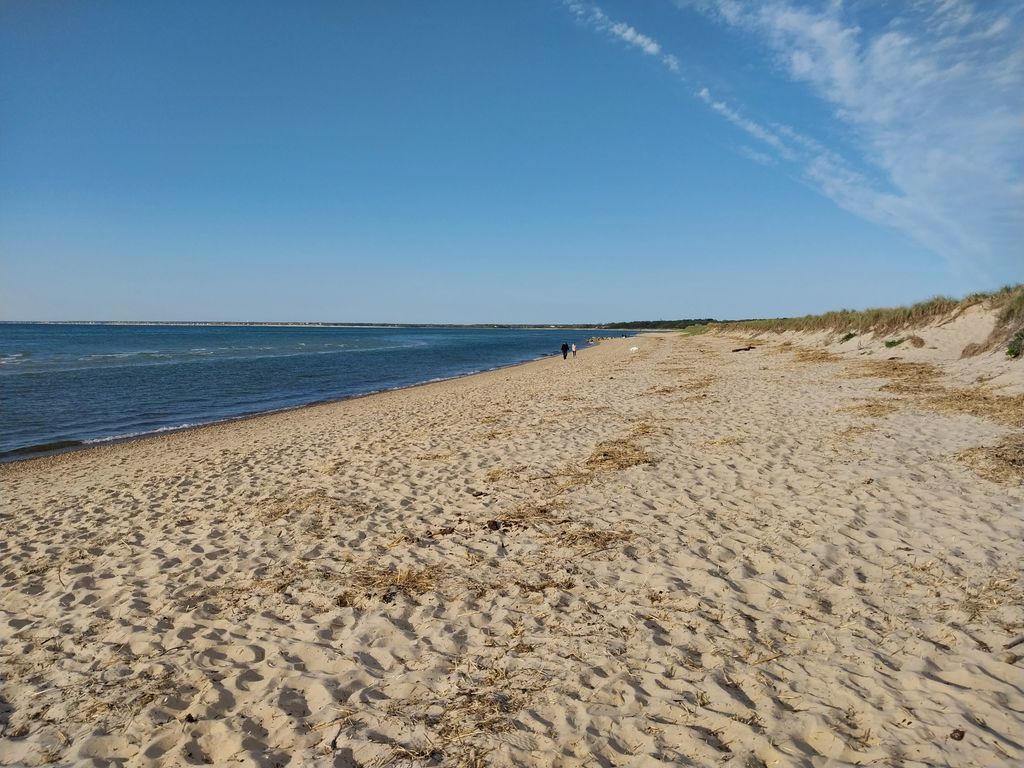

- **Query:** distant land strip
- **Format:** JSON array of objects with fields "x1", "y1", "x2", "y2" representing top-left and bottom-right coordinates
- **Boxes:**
[{"x1": 0, "y1": 319, "x2": 719, "y2": 330}]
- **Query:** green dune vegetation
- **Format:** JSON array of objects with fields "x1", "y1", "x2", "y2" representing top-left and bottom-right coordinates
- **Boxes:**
[{"x1": 721, "y1": 284, "x2": 1024, "y2": 358}]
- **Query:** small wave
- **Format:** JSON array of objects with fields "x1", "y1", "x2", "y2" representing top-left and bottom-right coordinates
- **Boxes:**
[
  {"x1": 82, "y1": 422, "x2": 199, "y2": 444},
  {"x1": 78, "y1": 350, "x2": 174, "y2": 362}
]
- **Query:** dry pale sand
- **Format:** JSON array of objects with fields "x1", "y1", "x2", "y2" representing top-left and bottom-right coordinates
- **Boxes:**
[{"x1": 1, "y1": 330, "x2": 1022, "y2": 767}]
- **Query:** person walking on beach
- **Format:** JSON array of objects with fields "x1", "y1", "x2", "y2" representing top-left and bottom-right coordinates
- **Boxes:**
[
  {"x1": 561, "y1": 342, "x2": 570, "y2": 360},
  {"x1": 571, "y1": 343, "x2": 577, "y2": 358}
]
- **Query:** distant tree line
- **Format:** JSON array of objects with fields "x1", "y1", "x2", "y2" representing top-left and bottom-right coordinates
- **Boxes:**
[{"x1": 596, "y1": 318, "x2": 718, "y2": 330}]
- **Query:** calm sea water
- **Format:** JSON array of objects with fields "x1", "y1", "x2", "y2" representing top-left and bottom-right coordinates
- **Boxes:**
[{"x1": 0, "y1": 324, "x2": 609, "y2": 460}]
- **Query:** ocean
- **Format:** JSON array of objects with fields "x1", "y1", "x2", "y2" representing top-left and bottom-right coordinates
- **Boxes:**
[{"x1": 0, "y1": 324, "x2": 611, "y2": 460}]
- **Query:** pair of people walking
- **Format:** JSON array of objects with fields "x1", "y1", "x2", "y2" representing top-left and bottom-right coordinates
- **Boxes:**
[{"x1": 560, "y1": 342, "x2": 576, "y2": 360}]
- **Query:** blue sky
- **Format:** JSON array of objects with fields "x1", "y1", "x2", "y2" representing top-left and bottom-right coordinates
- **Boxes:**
[{"x1": 1, "y1": 0, "x2": 1021, "y2": 323}]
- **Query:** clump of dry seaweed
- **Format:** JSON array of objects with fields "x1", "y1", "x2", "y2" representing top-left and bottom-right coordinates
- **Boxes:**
[
  {"x1": 793, "y1": 348, "x2": 840, "y2": 364},
  {"x1": 338, "y1": 564, "x2": 442, "y2": 607},
  {"x1": 630, "y1": 421, "x2": 658, "y2": 437},
  {"x1": 929, "y1": 388, "x2": 1024, "y2": 428},
  {"x1": 260, "y1": 490, "x2": 365, "y2": 524},
  {"x1": 383, "y1": 661, "x2": 547, "y2": 767},
  {"x1": 547, "y1": 525, "x2": 631, "y2": 554},
  {"x1": 956, "y1": 436, "x2": 1024, "y2": 484},
  {"x1": 489, "y1": 498, "x2": 567, "y2": 529},
  {"x1": 960, "y1": 572, "x2": 1024, "y2": 623},
  {"x1": 834, "y1": 425, "x2": 877, "y2": 441},
  {"x1": 839, "y1": 400, "x2": 901, "y2": 418},
  {"x1": 852, "y1": 360, "x2": 942, "y2": 394},
  {"x1": 585, "y1": 438, "x2": 655, "y2": 473},
  {"x1": 644, "y1": 384, "x2": 679, "y2": 395},
  {"x1": 484, "y1": 466, "x2": 523, "y2": 483},
  {"x1": 418, "y1": 451, "x2": 452, "y2": 461},
  {"x1": 700, "y1": 435, "x2": 746, "y2": 449},
  {"x1": 680, "y1": 375, "x2": 716, "y2": 392}
]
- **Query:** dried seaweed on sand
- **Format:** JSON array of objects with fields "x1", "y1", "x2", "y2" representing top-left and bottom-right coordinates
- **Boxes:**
[
  {"x1": 956, "y1": 437, "x2": 1024, "y2": 484},
  {"x1": 929, "y1": 388, "x2": 1024, "y2": 428},
  {"x1": 585, "y1": 439, "x2": 655, "y2": 473},
  {"x1": 548, "y1": 526, "x2": 631, "y2": 553},
  {"x1": 793, "y1": 348, "x2": 840, "y2": 364},
  {"x1": 680, "y1": 375, "x2": 716, "y2": 392},
  {"x1": 839, "y1": 400, "x2": 901, "y2": 418},
  {"x1": 338, "y1": 564, "x2": 442, "y2": 607},
  {"x1": 852, "y1": 360, "x2": 942, "y2": 394}
]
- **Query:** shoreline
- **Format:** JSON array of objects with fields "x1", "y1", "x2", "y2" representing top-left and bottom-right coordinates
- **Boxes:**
[
  {"x1": 0, "y1": 340, "x2": 614, "y2": 467},
  {"x1": 0, "y1": 342, "x2": 606, "y2": 468}
]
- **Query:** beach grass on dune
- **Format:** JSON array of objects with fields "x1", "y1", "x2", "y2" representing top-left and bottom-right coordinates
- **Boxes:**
[
  {"x1": 720, "y1": 284, "x2": 1023, "y2": 339},
  {"x1": 998, "y1": 286, "x2": 1024, "y2": 328},
  {"x1": 999, "y1": 291, "x2": 1024, "y2": 358}
]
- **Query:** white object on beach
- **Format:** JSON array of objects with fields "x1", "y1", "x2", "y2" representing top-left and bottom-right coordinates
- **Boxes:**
[{"x1": 630, "y1": 346, "x2": 639, "y2": 352}]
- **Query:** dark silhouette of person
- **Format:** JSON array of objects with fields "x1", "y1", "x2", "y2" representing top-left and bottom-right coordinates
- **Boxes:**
[{"x1": 561, "y1": 342, "x2": 570, "y2": 360}]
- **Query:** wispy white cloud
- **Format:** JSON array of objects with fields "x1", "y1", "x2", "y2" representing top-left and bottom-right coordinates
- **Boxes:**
[
  {"x1": 608, "y1": 21, "x2": 660, "y2": 56},
  {"x1": 565, "y1": 0, "x2": 1024, "y2": 276},
  {"x1": 697, "y1": 86, "x2": 794, "y2": 159},
  {"x1": 736, "y1": 145, "x2": 777, "y2": 167},
  {"x1": 682, "y1": 0, "x2": 1024, "y2": 273},
  {"x1": 563, "y1": 1, "x2": 683, "y2": 74},
  {"x1": 564, "y1": 0, "x2": 799, "y2": 157}
]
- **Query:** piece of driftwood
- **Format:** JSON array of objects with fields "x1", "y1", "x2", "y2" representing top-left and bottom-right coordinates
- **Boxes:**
[{"x1": 731, "y1": 345, "x2": 756, "y2": 352}]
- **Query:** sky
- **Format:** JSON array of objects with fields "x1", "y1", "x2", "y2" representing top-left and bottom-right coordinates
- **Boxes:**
[{"x1": 1, "y1": 0, "x2": 1021, "y2": 323}]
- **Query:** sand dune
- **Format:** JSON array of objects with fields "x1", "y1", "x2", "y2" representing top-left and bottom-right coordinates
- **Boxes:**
[{"x1": 2, "y1": 329, "x2": 1022, "y2": 766}]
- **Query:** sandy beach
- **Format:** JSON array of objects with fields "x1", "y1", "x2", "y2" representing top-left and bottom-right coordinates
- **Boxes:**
[{"x1": 2, "y1": 328, "x2": 1022, "y2": 767}]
